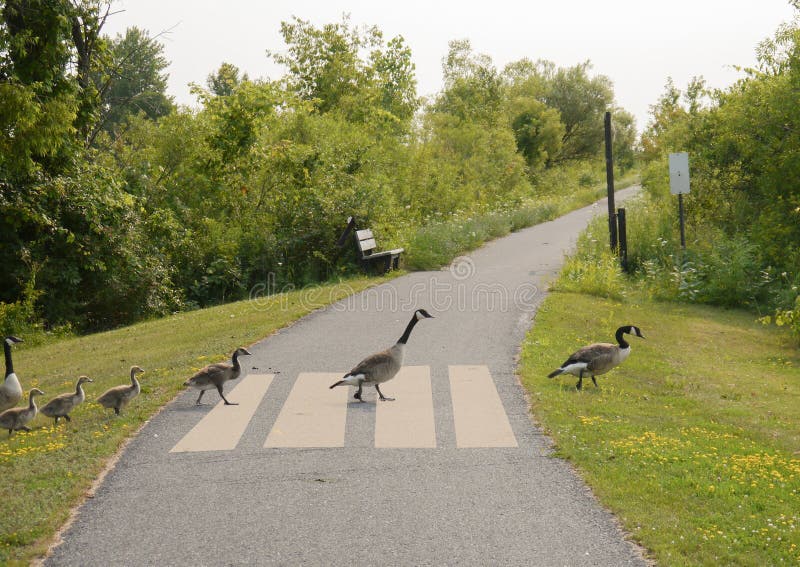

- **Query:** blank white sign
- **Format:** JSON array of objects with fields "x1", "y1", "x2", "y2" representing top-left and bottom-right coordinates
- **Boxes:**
[{"x1": 669, "y1": 152, "x2": 690, "y2": 194}]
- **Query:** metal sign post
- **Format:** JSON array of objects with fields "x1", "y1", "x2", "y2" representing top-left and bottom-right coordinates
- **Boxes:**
[{"x1": 669, "y1": 152, "x2": 690, "y2": 249}]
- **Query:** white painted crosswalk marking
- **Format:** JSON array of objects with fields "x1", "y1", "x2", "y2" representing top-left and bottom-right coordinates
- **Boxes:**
[
  {"x1": 374, "y1": 366, "x2": 436, "y2": 448},
  {"x1": 170, "y1": 374, "x2": 274, "y2": 453},
  {"x1": 172, "y1": 366, "x2": 519, "y2": 452},
  {"x1": 264, "y1": 372, "x2": 348, "y2": 448},
  {"x1": 449, "y1": 365, "x2": 518, "y2": 448}
]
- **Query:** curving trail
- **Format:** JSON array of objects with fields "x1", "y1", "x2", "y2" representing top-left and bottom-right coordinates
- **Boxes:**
[{"x1": 46, "y1": 187, "x2": 647, "y2": 566}]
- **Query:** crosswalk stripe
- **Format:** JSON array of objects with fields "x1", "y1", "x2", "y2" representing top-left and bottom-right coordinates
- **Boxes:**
[
  {"x1": 264, "y1": 372, "x2": 347, "y2": 448},
  {"x1": 170, "y1": 373, "x2": 274, "y2": 453},
  {"x1": 375, "y1": 366, "x2": 436, "y2": 448},
  {"x1": 449, "y1": 365, "x2": 518, "y2": 448}
]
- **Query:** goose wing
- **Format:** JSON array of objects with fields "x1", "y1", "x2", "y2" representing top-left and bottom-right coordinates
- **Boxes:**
[
  {"x1": 346, "y1": 349, "x2": 395, "y2": 380},
  {"x1": 561, "y1": 342, "x2": 615, "y2": 366},
  {"x1": 0, "y1": 408, "x2": 23, "y2": 428},
  {"x1": 41, "y1": 392, "x2": 77, "y2": 416},
  {"x1": 97, "y1": 384, "x2": 132, "y2": 405},
  {"x1": 186, "y1": 362, "x2": 232, "y2": 386}
]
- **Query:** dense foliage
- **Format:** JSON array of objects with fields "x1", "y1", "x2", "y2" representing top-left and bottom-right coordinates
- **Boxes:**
[
  {"x1": 561, "y1": 16, "x2": 800, "y2": 340},
  {"x1": 0, "y1": 5, "x2": 635, "y2": 333}
]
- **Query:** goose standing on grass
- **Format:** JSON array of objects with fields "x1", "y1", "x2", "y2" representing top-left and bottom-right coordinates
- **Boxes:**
[
  {"x1": 330, "y1": 308, "x2": 434, "y2": 402},
  {"x1": 40, "y1": 376, "x2": 93, "y2": 424},
  {"x1": 0, "y1": 388, "x2": 44, "y2": 435},
  {"x1": 97, "y1": 366, "x2": 145, "y2": 415},
  {"x1": 548, "y1": 325, "x2": 645, "y2": 390},
  {"x1": 0, "y1": 336, "x2": 24, "y2": 413},
  {"x1": 184, "y1": 347, "x2": 252, "y2": 405}
]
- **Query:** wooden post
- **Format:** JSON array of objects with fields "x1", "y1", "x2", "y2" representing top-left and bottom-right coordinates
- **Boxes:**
[
  {"x1": 604, "y1": 111, "x2": 617, "y2": 251},
  {"x1": 617, "y1": 207, "x2": 628, "y2": 271}
]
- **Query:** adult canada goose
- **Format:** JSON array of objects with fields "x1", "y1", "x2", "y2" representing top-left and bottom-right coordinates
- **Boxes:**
[
  {"x1": 0, "y1": 388, "x2": 44, "y2": 435},
  {"x1": 548, "y1": 325, "x2": 645, "y2": 390},
  {"x1": 40, "y1": 376, "x2": 93, "y2": 424},
  {"x1": 184, "y1": 347, "x2": 252, "y2": 405},
  {"x1": 330, "y1": 308, "x2": 434, "y2": 402},
  {"x1": 0, "y1": 336, "x2": 24, "y2": 413},
  {"x1": 97, "y1": 366, "x2": 145, "y2": 415}
]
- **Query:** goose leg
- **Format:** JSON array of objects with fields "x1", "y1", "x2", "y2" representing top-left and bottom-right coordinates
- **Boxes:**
[
  {"x1": 54, "y1": 416, "x2": 60, "y2": 425},
  {"x1": 354, "y1": 384, "x2": 364, "y2": 402},
  {"x1": 591, "y1": 376, "x2": 599, "y2": 388},
  {"x1": 375, "y1": 384, "x2": 394, "y2": 402},
  {"x1": 576, "y1": 370, "x2": 584, "y2": 391},
  {"x1": 64, "y1": 414, "x2": 71, "y2": 422},
  {"x1": 114, "y1": 407, "x2": 120, "y2": 415},
  {"x1": 195, "y1": 390, "x2": 206, "y2": 405},
  {"x1": 217, "y1": 384, "x2": 238, "y2": 406}
]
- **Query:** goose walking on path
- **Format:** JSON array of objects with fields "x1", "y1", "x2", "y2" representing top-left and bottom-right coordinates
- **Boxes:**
[
  {"x1": 548, "y1": 325, "x2": 645, "y2": 390},
  {"x1": 0, "y1": 336, "x2": 24, "y2": 413},
  {"x1": 330, "y1": 308, "x2": 434, "y2": 402},
  {"x1": 0, "y1": 388, "x2": 44, "y2": 435},
  {"x1": 41, "y1": 376, "x2": 93, "y2": 424},
  {"x1": 184, "y1": 347, "x2": 252, "y2": 406},
  {"x1": 97, "y1": 366, "x2": 145, "y2": 415}
]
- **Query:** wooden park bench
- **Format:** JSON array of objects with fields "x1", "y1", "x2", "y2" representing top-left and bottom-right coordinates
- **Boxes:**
[{"x1": 336, "y1": 216, "x2": 404, "y2": 274}]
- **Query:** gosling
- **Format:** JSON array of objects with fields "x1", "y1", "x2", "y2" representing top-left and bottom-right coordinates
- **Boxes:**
[
  {"x1": 330, "y1": 308, "x2": 434, "y2": 402},
  {"x1": 0, "y1": 388, "x2": 44, "y2": 435},
  {"x1": 97, "y1": 366, "x2": 145, "y2": 415},
  {"x1": 184, "y1": 347, "x2": 252, "y2": 405},
  {"x1": 548, "y1": 325, "x2": 645, "y2": 390},
  {"x1": 40, "y1": 376, "x2": 93, "y2": 424}
]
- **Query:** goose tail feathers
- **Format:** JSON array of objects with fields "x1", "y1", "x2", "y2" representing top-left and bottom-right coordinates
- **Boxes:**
[{"x1": 547, "y1": 368, "x2": 564, "y2": 379}]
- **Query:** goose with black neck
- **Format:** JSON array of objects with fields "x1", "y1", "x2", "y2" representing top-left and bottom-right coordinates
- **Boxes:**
[
  {"x1": 330, "y1": 308, "x2": 434, "y2": 402},
  {"x1": 0, "y1": 336, "x2": 24, "y2": 413}
]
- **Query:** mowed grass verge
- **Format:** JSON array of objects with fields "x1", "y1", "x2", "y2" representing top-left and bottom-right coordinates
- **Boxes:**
[
  {"x1": 519, "y1": 291, "x2": 800, "y2": 565},
  {"x1": 0, "y1": 275, "x2": 385, "y2": 565}
]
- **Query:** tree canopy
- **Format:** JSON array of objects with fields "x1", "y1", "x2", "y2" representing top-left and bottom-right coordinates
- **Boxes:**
[{"x1": 1, "y1": 8, "x2": 635, "y2": 332}]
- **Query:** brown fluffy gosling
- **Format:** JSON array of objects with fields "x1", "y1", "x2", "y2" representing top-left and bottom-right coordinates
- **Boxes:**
[
  {"x1": 184, "y1": 347, "x2": 252, "y2": 406},
  {"x1": 97, "y1": 366, "x2": 145, "y2": 415},
  {"x1": 0, "y1": 388, "x2": 44, "y2": 435},
  {"x1": 40, "y1": 376, "x2": 93, "y2": 424}
]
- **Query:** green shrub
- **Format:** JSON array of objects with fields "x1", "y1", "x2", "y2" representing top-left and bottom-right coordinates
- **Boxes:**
[{"x1": 555, "y1": 247, "x2": 626, "y2": 300}]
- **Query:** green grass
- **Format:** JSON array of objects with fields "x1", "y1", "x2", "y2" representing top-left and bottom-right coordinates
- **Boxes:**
[
  {"x1": 519, "y1": 291, "x2": 800, "y2": 565},
  {"x1": 0, "y1": 275, "x2": 385, "y2": 565}
]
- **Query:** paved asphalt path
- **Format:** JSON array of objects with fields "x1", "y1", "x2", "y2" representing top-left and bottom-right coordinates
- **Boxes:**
[{"x1": 47, "y1": 187, "x2": 646, "y2": 566}]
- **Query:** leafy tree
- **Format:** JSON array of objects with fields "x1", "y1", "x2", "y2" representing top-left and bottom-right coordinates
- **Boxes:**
[
  {"x1": 206, "y1": 62, "x2": 247, "y2": 97},
  {"x1": 435, "y1": 39, "x2": 503, "y2": 125},
  {"x1": 543, "y1": 61, "x2": 614, "y2": 162},
  {"x1": 69, "y1": 0, "x2": 113, "y2": 142},
  {"x1": 269, "y1": 16, "x2": 418, "y2": 130},
  {"x1": 93, "y1": 26, "x2": 173, "y2": 140},
  {"x1": 609, "y1": 107, "x2": 637, "y2": 170},
  {"x1": 505, "y1": 96, "x2": 564, "y2": 171}
]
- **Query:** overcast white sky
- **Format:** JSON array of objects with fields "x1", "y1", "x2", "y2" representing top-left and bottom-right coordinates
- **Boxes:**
[{"x1": 104, "y1": 1, "x2": 797, "y2": 133}]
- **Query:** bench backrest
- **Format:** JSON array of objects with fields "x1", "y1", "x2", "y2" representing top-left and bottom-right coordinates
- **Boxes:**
[{"x1": 355, "y1": 229, "x2": 377, "y2": 256}]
